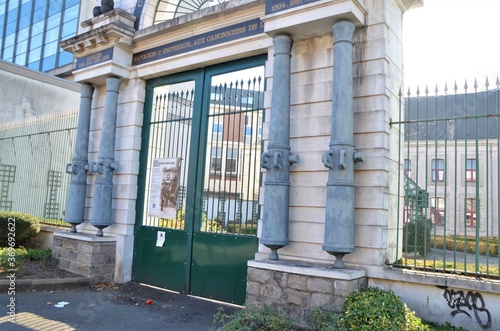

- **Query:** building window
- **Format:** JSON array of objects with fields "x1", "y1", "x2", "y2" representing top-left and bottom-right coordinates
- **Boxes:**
[
  {"x1": 244, "y1": 125, "x2": 252, "y2": 144},
  {"x1": 430, "y1": 197, "x2": 445, "y2": 226},
  {"x1": 210, "y1": 92, "x2": 223, "y2": 101},
  {"x1": 212, "y1": 122, "x2": 223, "y2": 142},
  {"x1": 225, "y1": 148, "x2": 238, "y2": 175},
  {"x1": 212, "y1": 123, "x2": 223, "y2": 132},
  {"x1": 466, "y1": 158, "x2": 476, "y2": 182},
  {"x1": 0, "y1": 0, "x2": 78, "y2": 71},
  {"x1": 432, "y1": 159, "x2": 445, "y2": 182},
  {"x1": 244, "y1": 125, "x2": 262, "y2": 144},
  {"x1": 403, "y1": 206, "x2": 412, "y2": 224},
  {"x1": 154, "y1": 0, "x2": 228, "y2": 25},
  {"x1": 241, "y1": 96, "x2": 253, "y2": 106},
  {"x1": 465, "y1": 198, "x2": 476, "y2": 227},
  {"x1": 404, "y1": 159, "x2": 411, "y2": 177},
  {"x1": 210, "y1": 147, "x2": 222, "y2": 173}
]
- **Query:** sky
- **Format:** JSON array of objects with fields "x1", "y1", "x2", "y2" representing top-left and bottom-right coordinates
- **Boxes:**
[{"x1": 403, "y1": 0, "x2": 500, "y2": 93}]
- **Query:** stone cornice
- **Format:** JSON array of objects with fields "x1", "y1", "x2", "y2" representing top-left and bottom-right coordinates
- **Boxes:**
[
  {"x1": 60, "y1": 9, "x2": 136, "y2": 55},
  {"x1": 395, "y1": 0, "x2": 423, "y2": 13},
  {"x1": 262, "y1": 0, "x2": 367, "y2": 40}
]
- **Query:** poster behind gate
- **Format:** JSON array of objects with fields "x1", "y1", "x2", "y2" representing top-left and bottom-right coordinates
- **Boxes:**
[{"x1": 148, "y1": 158, "x2": 180, "y2": 219}]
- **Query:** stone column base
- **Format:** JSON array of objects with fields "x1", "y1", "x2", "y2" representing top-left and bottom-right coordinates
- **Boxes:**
[
  {"x1": 246, "y1": 260, "x2": 367, "y2": 322},
  {"x1": 52, "y1": 232, "x2": 116, "y2": 283}
]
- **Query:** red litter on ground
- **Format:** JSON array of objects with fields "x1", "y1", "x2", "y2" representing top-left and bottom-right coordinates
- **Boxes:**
[{"x1": 146, "y1": 299, "x2": 153, "y2": 305}]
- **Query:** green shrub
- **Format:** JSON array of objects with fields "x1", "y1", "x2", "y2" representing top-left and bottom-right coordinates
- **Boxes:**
[
  {"x1": 159, "y1": 217, "x2": 184, "y2": 229},
  {"x1": 212, "y1": 295, "x2": 463, "y2": 331},
  {"x1": 25, "y1": 248, "x2": 52, "y2": 265},
  {"x1": 0, "y1": 211, "x2": 40, "y2": 248},
  {"x1": 214, "y1": 306, "x2": 292, "y2": 331},
  {"x1": 159, "y1": 209, "x2": 221, "y2": 232},
  {"x1": 306, "y1": 307, "x2": 340, "y2": 331},
  {"x1": 403, "y1": 217, "x2": 433, "y2": 256},
  {"x1": 339, "y1": 287, "x2": 427, "y2": 331},
  {"x1": 0, "y1": 247, "x2": 27, "y2": 271},
  {"x1": 227, "y1": 223, "x2": 258, "y2": 235},
  {"x1": 424, "y1": 321, "x2": 468, "y2": 331},
  {"x1": 0, "y1": 247, "x2": 51, "y2": 271},
  {"x1": 202, "y1": 218, "x2": 221, "y2": 232},
  {"x1": 433, "y1": 236, "x2": 499, "y2": 257}
]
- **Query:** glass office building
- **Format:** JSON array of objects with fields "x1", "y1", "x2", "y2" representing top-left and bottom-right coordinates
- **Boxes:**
[{"x1": 0, "y1": 0, "x2": 80, "y2": 73}]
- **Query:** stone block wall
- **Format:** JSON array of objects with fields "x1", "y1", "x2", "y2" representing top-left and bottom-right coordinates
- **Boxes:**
[
  {"x1": 52, "y1": 233, "x2": 116, "y2": 283},
  {"x1": 246, "y1": 261, "x2": 367, "y2": 322}
]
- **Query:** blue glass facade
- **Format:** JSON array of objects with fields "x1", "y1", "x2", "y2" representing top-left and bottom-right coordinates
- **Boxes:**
[{"x1": 0, "y1": 0, "x2": 80, "y2": 72}]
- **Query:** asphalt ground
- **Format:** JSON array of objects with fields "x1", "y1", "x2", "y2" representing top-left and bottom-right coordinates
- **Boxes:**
[{"x1": 0, "y1": 282, "x2": 240, "y2": 331}]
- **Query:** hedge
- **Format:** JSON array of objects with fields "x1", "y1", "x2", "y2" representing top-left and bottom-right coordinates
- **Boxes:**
[
  {"x1": 0, "y1": 211, "x2": 40, "y2": 248},
  {"x1": 433, "y1": 236, "x2": 499, "y2": 257},
  {"x1": 341, "y1": 287, "x2": 426, "y2": 331},
  {"x1": 403, "y1": 217, "x2": 433, "y2": 256}
]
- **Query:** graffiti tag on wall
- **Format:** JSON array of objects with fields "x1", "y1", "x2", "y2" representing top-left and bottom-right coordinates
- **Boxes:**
[{"x1": 442, "y1": 288, "x2": 491, "y2": 329}]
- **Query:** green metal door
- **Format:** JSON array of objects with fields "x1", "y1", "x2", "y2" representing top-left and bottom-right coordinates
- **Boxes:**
[{"x1": 133, "y1": 56, "x2": 265, "y2": 305}]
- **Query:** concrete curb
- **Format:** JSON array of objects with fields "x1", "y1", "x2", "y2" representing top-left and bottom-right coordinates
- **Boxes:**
[{"x1": 0, "y1": 277, "x2": 89, "y2": 292}]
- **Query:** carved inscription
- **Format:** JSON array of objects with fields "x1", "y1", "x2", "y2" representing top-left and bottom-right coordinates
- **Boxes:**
[
  {"x1": 265, "y1": 0, "x2": 322, "y2": 15},
  {"x1": 442, "y1": 288, "x2": 491, "y2": 329},
  {"x1": 132, "y1": 19, "x2": 264, "y2": 66},
  {"x1": 76, "y1": 48, "x2": 114, "y2": 70}
]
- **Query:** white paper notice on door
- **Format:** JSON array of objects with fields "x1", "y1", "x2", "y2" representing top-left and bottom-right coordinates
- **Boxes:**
[
  {"x1": 148, "y1": 158, "x2": 180, "y2": 219},
  {"x1": 156, "y1": 231, "x2": 166, "y2": 247}
]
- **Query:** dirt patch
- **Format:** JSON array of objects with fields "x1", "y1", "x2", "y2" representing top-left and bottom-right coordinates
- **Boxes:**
[{"x1": 0, "y1": 260, "x2": 81, "y2": 279}]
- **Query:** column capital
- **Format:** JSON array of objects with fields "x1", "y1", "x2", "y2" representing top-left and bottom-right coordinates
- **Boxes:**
[
  {"x1": 332, "y1": 20, "x2": 356, "y2": 45},
  {"x1": 106, "y1": 76, "x2": 122, "y2": 92},
  {"x1": 273, "y1": 34, "x2": 293, "y2": 55},
  {"x1": 80, "y1": 83, "x2": 95, "y2": 98}
]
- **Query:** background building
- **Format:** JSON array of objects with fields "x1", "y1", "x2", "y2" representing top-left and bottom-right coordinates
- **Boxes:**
[
  {"x1": 0, "y1": 60, "x2": 79, "y2": 225},
  {"x1": 0, "y1": 0, "x2": 97, "y2": 76},
  {"x1": 402, "y1": 91, "x2": 499, "y2": 237}
]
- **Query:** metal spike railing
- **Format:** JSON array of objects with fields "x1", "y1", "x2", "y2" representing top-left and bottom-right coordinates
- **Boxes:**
[{"x1": 393, "y1": 76, "x2": 500, "y2": 279}]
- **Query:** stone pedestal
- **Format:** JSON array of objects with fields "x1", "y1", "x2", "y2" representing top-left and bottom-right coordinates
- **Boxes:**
[
  {"x1": 246, "y1": 260, "x2": 366, "y2": 322},
  {"x1": 52, "y1": 232, "x2": 116, "y2": 283}
]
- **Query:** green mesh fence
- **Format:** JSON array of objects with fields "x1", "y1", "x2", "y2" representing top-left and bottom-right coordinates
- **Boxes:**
[{"x1": 0, "y1": 112, "x2": 78, "y2": 227}]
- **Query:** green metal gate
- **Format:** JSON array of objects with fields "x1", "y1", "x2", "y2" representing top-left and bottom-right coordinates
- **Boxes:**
[{"x1": 133, "y1": 56, "x2": 265, "y2": 305}]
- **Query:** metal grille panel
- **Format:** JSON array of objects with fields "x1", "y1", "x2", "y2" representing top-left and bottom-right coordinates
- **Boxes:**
[
  {"x1": 202, "y1": 73, "x2": 264, "y2": 236},
  {"x1": 141, "y1": 81, "x2": 195, "y2": 228},
  {"x1": 394, "y1": 80, "x2": 500, "y2": 279}
]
